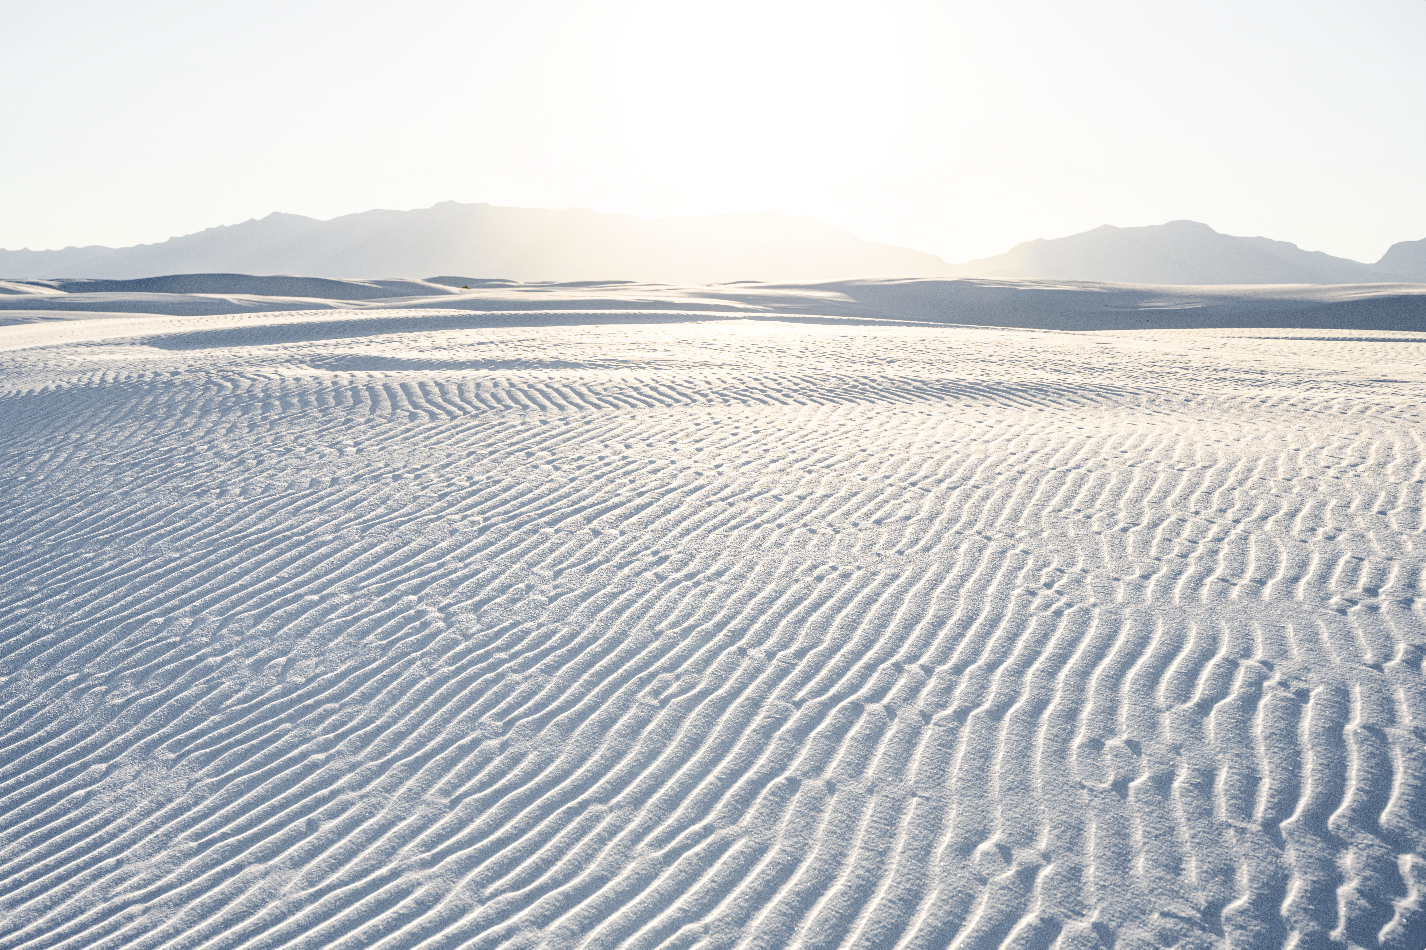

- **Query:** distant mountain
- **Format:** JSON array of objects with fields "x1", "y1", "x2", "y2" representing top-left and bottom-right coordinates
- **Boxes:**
[
  {"x1": 1375, "y1": 237, "x2": 1426, "y2": 281},
  {"x1": 950, "y1": 220, "x2": 1423, "y2": 284},
  {"x1": 0, "y1": 203, "x2": 953, "y2": 283},
  {"x1": 7, "y1": 208, "x2": 1423, "y2": 285}
]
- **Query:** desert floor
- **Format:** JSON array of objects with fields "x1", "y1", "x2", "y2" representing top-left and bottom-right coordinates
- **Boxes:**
[{"x1": 2, "y1": 283, "x2": 1424, "y2": 950}]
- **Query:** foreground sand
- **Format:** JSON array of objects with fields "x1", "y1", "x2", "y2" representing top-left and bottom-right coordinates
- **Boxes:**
[{"x1": 1, "y1": 292, "x2": 1424, "y2": 949}]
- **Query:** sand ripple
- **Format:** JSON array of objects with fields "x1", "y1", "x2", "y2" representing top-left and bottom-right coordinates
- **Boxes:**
[{"x1": 1, "y1": 313, "x2": 1423, "y2": 949}]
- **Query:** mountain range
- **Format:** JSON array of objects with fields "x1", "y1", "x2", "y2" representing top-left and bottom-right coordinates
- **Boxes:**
[
  {"x1": 950, "y1": 219, "x2": 1425, "y2": 284},
  {"x1": 0, "y1": 204, "x2": 947, "y2": 284},
  {"x1": 2, "y1": 202, "x2": 1423, "y2": 284}
]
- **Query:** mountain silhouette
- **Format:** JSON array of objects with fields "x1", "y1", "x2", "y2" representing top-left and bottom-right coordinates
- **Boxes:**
[
  {"x1": 4, "y1": 208, "x2": 1422, "y2": 284},
  {"x1": 1375, "y1": 236, "x2": 1426, "y2": 281},
  {"x1": 949, "y1": 219, "x2": 1421, "y2": 284},
  {"x1": 0, "y1": 203, "x2": 952, "y2": 283}
]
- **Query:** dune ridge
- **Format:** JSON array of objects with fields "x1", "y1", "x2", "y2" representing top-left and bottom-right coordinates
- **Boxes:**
[
  {"x1": 2, "y1": 276, "x2": 1426, "y2": 335},
  {"x1": 1, "y1": 287, "x2": 1424, "y2": 949}
]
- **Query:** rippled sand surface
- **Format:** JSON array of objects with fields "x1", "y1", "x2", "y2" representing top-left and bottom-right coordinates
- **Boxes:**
[{"x1": 2, "y1": 300, "x2": 1424, "y2": 949}]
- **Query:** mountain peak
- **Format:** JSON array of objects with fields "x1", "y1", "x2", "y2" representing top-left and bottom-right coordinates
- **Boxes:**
[
  {"x1": 1375, "y1": 236, "x2": 1426, "y2": 278},
  {"x1": 953, "y1": 220, "x2": 1382, "y2": 285},
  {"x1": 0, "y1": 203, "x2": 951, "y2": 282}
]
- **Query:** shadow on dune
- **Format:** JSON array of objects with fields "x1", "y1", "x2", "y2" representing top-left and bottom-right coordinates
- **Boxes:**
[
  {"x1": 735, "y1": 279, "x2": 1426, "y2": 332},
  {"x1": 139, "y1": 312, "x2": 763, "y2": 351},
  {"x1": 6, "y1": 275, "x2": 1426, "y2": 344}
]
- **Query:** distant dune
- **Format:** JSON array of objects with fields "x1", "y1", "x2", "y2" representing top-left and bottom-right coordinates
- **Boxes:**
[{"x1": 3, "y1": 274, "x2": 1426, "y2": 333}]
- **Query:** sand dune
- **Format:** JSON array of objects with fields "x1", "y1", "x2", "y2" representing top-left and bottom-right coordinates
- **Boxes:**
[
  {"x1": 4, "y1": 275, "x2": 1426, "y2": 333},
  {"x1": 1, "y1": 282, "x2": 1424, "y2": 949}
]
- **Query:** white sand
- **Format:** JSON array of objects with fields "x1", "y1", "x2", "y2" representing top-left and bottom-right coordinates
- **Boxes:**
[{"x1": 1, "y1": 282, "x2": 1423, "y2": 949}]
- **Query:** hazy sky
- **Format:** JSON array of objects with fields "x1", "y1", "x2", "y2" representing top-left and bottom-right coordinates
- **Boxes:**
[{"x1": 5, "y1": 0, "x2": 1425, "y2": 263}]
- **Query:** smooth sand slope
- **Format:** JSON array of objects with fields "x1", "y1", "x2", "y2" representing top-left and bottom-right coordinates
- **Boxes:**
[
  {"x1": 1, "y1": 282, "x2": 1424, "y2": 950},
  {"x1": 3, "y1": 276, "x2": 1426, "y2": 335}
]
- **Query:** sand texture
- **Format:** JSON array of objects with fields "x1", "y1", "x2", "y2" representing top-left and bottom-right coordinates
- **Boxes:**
[{"x1": 1, "y1": 284, "x2": 1424, "y2": 949}]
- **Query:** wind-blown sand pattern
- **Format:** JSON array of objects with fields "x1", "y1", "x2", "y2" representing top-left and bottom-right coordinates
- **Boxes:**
[{"x1": 1, "y1": 290, "x2": 1424, "y2": 950}]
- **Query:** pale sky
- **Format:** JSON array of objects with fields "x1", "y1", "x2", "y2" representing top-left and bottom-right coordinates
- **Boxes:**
[{"x1": 4, "y1": 0, "x2": 1425, "y2": 264}]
